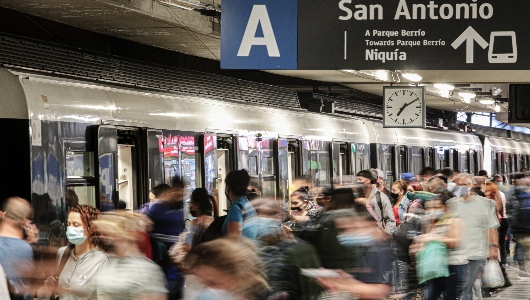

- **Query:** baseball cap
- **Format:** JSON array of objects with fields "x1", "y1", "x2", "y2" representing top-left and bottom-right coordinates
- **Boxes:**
[
  {"x1": 401, "y1": 172, "x2": 416, "y2": 181},
  {"x1": 375, "y1": 169, "x2": 384, "y2": 178}
]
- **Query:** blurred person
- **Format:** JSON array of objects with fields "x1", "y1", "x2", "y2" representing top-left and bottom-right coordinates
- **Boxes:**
[
  {"x1": 374, "y1": 169, "x2": 391, "y2": 198},
  {"x1": 391, "y1": 180, "x2": 422, "y2": 226},
  {"x1": 482, "y1": 182, "x2": 511, "y2": 287},
  {"x1": 493, "y1": 174, "x2": 504, "y2": 189},
  {"x1": 473, "y1": 176, "x2": 487, "y2": 197},
  {"x1": 408, "y1": 182, "x2": 423, "y2": 192},
  {"x1": 427, "y1": 176, "x2": 449, "y2": 194},
  {"x1": 413, "y1": 194, "x2": 466, "y2": 300},
  {"x1": 289, "y1": 176, "x2": 313, "y2": 199},
  {"x1": 138, "y1": 184, "x2": 172, "y2": 214},
  {"x1": 290, "y1": 187, "x2": 319, "y2": 223},
  {"x1": 144, "y1": 177, "x2": 186, "y2": 299},
  {"x1": 0, "y1": 264, "x2": 9, "y2": 299},
  {"x1": 93, "y1": 211, "x2": 168, "y2": 299},
  {"x1": 0, "y1": 197, "x2": 34, "y2": 300},
  {"x1": 356, "y1": 170, "x2": 396, "y2": 234},
  {"x1": 183, "y1": 238, "x2": 270, "y2": 300},
  {"x1": 478, "y1": 170, "x2": 488, "y2": 178},
  {"x1": 316, "y1": 206, "x2": 394, "y2": 300},
  {"x1": 183, "y1": 188, "x2": 215, "y2": 251},
  {"x1": 507, "y1": 176, "x2": 530, "y2": 279},
  {"x1": 441, "y1": 168, "x2": 457, "y2": 192},
  {"x1": 400, "y1": 172, "x2": 416, "y2": 183},
  {"x1": 65, "y1": 190, "x2": 79, "y2": 208},
  {"x1": 448, "y1": 174, "x2": 499, "y2": 300},
  {"x1": 44, "y1": 205, "x2": 109, "y2": 300},
  {"x1": 222, "y1": 169, "x2": 258, "y2": 240},
  {"x1": 420, "y1": 167, "x2": 436, "y2": 191}
]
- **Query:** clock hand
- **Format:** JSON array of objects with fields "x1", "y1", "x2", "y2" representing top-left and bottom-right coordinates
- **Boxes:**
[{"x1": 397, "y1": 98, "x2": 420, "y2": 116}]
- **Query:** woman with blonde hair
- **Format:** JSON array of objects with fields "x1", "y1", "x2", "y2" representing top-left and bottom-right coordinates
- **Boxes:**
[
  {"x1": 92, "y1": 211, "x2": 168, "y2": 300},
  {"x1": 183, "y1": 238, "x2": 270, "y2": 300}
]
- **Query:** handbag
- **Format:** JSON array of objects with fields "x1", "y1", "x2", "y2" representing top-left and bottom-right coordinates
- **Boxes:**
[
  {"x1": 415, "y1": 241, "x2": 449, "y2": 284},
  {"x1": 49, "y1": 244, "x2": 75, "y2": 300}
]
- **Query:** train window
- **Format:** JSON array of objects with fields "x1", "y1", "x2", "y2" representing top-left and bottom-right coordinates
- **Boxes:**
[
  {"x1": 461, "y1": 151, "x2": 469, "y2": 173},
  {"x1": 398, "y1": 146, "x2": 407, "y2": 177},
  {"x1": 66, "y1": 151, "x2": 96, "y2": 207},
  {"x1": 424, "y1": 147, "x2": 434, "y2": 169},
  {"x1": 408, "y1": 146, "x2": 423, "y2": 175},
  {"x1": 355, "y1": 143, "x2": 370, "y2": 173},
  {"x1": 469, "y1": 150, "x2": 477, "y2": 175}
]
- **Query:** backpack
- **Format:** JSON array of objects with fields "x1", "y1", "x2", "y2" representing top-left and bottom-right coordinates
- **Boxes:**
[
  {"x1": 200, "y1": 203, "x2": 244, "y2": 243},
  {"x1": 375, "y1": 191, "x2": 391, "y2": 230}
]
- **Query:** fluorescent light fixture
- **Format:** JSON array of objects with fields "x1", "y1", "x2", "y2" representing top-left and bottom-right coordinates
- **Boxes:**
[
  {"x1": 434, "y1": 84, "x2": 455, "y2": 91},
  {"x1": 375, "y1": 70, "x2": 388, "y2": 81},
  {"x1": 458, "y1": 92, "x2": 476, "y2": 99},
  {"x1": 159, "y1": 0, "x2": 196, "y2": 10},
  {"x1": 149, "y1": 112, "x2": 192, "y2": 117},
  {"x1": 341, "y1": 69, "x2": 355, "y2": 73},
  {"x1": 77, "y1": 105, "x2": 117, "y2": 111},
  {"x1": 402, "y1": 73, "x2": 422, "y2": 82},
  {"x1": 479, "y1": 98, "x2": 495, "y2": 105},
  {"x1": 463, "y1": 97, "x2": 471, "y2": 104}
]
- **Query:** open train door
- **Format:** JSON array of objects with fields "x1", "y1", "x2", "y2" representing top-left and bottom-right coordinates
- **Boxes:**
[
  {"x1": 95, "y1": 125, "x2": 118, "y2": 210},
  {"x1": 147, "y1": 129, "x2": 164, "y2": 192},
  {"x1": 277, "y1": 138, "x2": 289, "y2": 212}
]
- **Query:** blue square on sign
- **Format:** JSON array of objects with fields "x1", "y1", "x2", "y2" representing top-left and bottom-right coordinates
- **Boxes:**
[{"x1": 221, "y1": 0, "x2": 297, "y2": 70}]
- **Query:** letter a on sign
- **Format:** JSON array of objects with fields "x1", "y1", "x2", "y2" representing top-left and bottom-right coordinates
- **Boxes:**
[
  {"x1": 237, "y1": 5, "x2": 280, "y2": 57},
  {"x1": 221, "y1": 0, "x2": 297, "y2": 69}
]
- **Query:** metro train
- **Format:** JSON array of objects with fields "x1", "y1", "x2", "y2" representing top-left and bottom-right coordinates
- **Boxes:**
[{"x1": 1, "y1": 64, "x2": 530, "y2": 245}]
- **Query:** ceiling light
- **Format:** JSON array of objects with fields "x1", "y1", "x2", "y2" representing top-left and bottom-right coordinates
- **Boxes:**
[
  {"x1": 402, "y1": 73, "x2": 422, "y2": 82},
  {"x1": 495, "y1": 105, "x2": 501, "y2": 112},
  {"x1": 479, "y1": 98, "x2": 495, "y2": 105},
  {"x1": 375, "y1": 70, "x2": 388, "y2": 81},
  {"x1": 492, "y1": 87, "x2": 502, "y2": 96},
  {"x1": 458, "y1": 92, "x2": 476, "y2": 99},
  {"x1": 463, "y1": 97, "x2": 471, "y2": 104},
  {"x1": 341, "y1": 69, "x2": 355, "y2": 73},
  {"x1": 434, "y1": 84, "x2": 455, "y2": 91}
]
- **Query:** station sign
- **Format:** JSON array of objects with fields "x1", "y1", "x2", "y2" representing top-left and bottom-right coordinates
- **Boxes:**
[{"x1": 221, "y1": 0, "x2": 530, "y2": 70}]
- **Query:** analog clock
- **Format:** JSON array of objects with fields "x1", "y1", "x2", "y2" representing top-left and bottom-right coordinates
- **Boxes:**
[{"x1": 383, "y1": 86, "x2": 426, "y2": 128}]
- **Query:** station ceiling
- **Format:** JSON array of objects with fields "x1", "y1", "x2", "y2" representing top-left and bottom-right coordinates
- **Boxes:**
[{"x1": 0, "y1": 0, "x2": 525, "y2": 116}]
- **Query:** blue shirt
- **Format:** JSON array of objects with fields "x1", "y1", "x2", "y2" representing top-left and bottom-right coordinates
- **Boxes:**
[
  {"x1": 0, "y1": 237, "x2": 34, "y2": 299},
  {"x1": 144, "y1": 201, "x2": 185, "y2": 281},
  {"x1": 221, "y1": 196, "x2": 258, "y2": 239}
]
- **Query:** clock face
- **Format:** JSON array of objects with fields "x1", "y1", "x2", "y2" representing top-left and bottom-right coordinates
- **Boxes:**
[{"x1": 383, "y1": 87, "x2": 425, "y2": 128}]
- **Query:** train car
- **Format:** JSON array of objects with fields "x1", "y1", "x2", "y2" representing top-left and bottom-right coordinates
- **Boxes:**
[{"x1": 1, "y1": 61, "x2": 530, "y2": 246}]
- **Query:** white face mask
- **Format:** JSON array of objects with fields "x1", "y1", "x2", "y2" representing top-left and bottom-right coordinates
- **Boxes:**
[{"x1": 454, "y1": 185, "x2": 472, "y2": 197}]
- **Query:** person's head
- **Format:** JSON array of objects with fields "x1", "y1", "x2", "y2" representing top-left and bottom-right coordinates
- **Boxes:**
[
  {"x1": 290, "y1": 188, "x2": 310, "y2": 211},
  {"x1": 1, "y1": 197, "x2": 32, "y2": 231},
  {"x1": 425, "y1": 194, "x2": 450, "y2": 221},
  {"x1": 334, "y1": 206, "x2": 381, "y2": 247},
  {"x1": 183, "y1": 238, "x2": 269, "y2": 299},
  {"x1": 478, "y1": 170, "x2": 488, "y2": 177},
  {"x1": 482, "y1": 182, "x2": 499, "y2": 200},
  {"x1": 314, "y1": 187, "x2": 333, "y2": 210},
  {"x1": 453, "y1": 173, "x2": 475, "y2": 198},
  {"x1": 246, "y1": 188, "x2": 261, "y2": 201},
  {"x1": 328, "y1": 187, "x2": 355, "y2": 211},
  {"x1": 92, "y1": 211, "x2": 143, "y2": 255},
  {"x1": 420, "y1": 167, "x2": 436, "y2": 182},
  {"x1": 168, "y1": 176, "x2": 185, "y2": 205},
  {"x1": 150, "y1": 183, "x2": 172, "y2": 201},
  {"x1": 520, "y1": 168, "x2": 528, "y2": 174},
  {"x1": 512, "y1": 173, "x2": 526, "y2": 186},
  {"x1": 67, "y1": 205, "x2": 101, "y2": 246},
  {"x1": 493, "y1": 174, "x2": 504, "y2": 185},
  {"x1": 400, "y1": 172, "x2": 416, "y2": 182},
  {"x1": 190, "y1": 188, "x2": 213, "y2": 217},
  {"x1": 391, "y1": 180, "x2": 408, "y2": 199},
  {"x1": 375, "y1": 169, "x2": 385, "y2": 187},
  {"x1": 408, "y1": 182, "x2": 423, "y2": 192},
  {"x1": 427, "y1": 176, "x2": 445, "y2": 192},
  {"x1": 225, "y1": 169, "x2": 251, "y2": 201},
  {"x1": 356, "y1": 170, "x2": 376, "y2": 186},
  {"x1": 441, "y1": 168, "x2": 455, "y2": 180},
  {"x1": 65, "y1": 189, "x2": 79, "y2": 207}
]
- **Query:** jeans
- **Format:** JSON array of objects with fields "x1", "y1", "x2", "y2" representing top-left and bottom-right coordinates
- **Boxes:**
[
  {"x1": 447, "y1": 264, "x2": 468, "y2": 300},
  {"x1": 498, "y1": 219, "x2": 509, "y2": 265},
  {"x1": 423, "y1": 277, "x2": 447, "y2": 300},
  {"x1": 168, "y1": 278, "x2": 185, "y2": 300},
  {"x1": 461, "y1": 259, "x2": 486, "y2": 300}
]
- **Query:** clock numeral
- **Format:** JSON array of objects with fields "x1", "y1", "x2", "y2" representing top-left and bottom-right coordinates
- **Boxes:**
[
  {"x1": 410, "y1": 118, "x2": 414, "y2": 123},
  {"x1": 415, "y1": 113, "x2": 420, "y2": 116},
  {"x1": 410, "y1": 92, "x2": 414, "y2": 96},
  {"x1": 415, "y1": 106, "x2": 421, "y2": 108},
  {"x1": 402, "y1": 90, "x2": 405, "y2": 95},
  {"x1": 386, "y1": 106, "x2": 392, "y2": 108},
  {"x1": 403, "y1": 119, "x2": 405, "y2": 124}
]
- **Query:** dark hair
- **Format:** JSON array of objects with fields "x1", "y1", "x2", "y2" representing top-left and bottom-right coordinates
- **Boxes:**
[
  {"x1": 420, "y1": 167, "x2": 436, "y2": 177},
  {"x1": 190, "y1": 188, "x2": 213, "y2": 216},
  {"x1": 478, "y1": 170, "x2": 488, "y2": 177},
  {"x1": 328, "y1": 187, "x2": 355, "y2": 211},
  {"x1": 225, "y1": 169, "x2": 251, "y2": 197},
  {"x1": 434, "y1": 175, "x2": 448, "y2": 184},
  {"x1": 441, "y1": 168, "x2": 454, "y2": 178},
  {"x1": 118, "y1": 200, "x2": 126, "y2": 210},
  {"x1": 246, "y1": 188, "x2": 261, "y2": 201},
  {"x1": 151, "y1": 183, "x2": 172, "y2": 198},
  {"x1": 513, "y1": 173, "x2": 525, "y2": 181},
  {"x1": 357, "y1": 170, "x2": 376, "y2": 184},
  {"x1": 171, "y1": 176, "x2": 185, "y2": 189},
  {"x1": 431, "y1": 191, "x2": 454, "y2": 206}
]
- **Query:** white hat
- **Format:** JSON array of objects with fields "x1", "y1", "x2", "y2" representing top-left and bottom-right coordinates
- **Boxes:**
[{"x1": 375, "y1": 169, "x2": 384, "y2": 178}]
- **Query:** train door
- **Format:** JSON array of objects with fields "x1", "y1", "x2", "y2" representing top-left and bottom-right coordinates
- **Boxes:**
[
  {"x1": 408, "y1": 146, "x2": 423, "y2": 175},
  {"x1": 424, "y1": 147, "x2": 434, "y2": 169},
  {"x1": 469, "y1": 150, "x2": 477, "y2": 175},
  {"x1": 147, "y1": 130, "x2": 164, "y2": 192},
  {"x1": 64, "y1": 140, "x2": 97, "y2": 207},
  {"x1": 355, "y1": 143, "x2": 370, "y2": 174},
  {"x1": 201, "y1": 133, "x2": 220, "y2": 213},
  {"x1": 277, "y1": 138, "x2": 289, "y2": 206},
  {"x1": 507, "y1": 153, "x2": 514, "y2": 175},
  {"x1": 94, "y1": 125, "x2": 119, "y2": 210},
  {"x1": 330, "y1": 141, "x2": 353, "y2": 186},
  {"x1": 215, "y1": 134, "x2": 237, "y2": 215},
  {"x1": 448, "y1": 149, "x2": 458, "y2": 171},
  {"x1": 460, "y1": 150, "x2": 469, "y2": 173},
  {"x1": 240, "y1": 134, "x2": 277, "y2": 197},
  {"x1": 434, "y1": 147, "x2": 445, "y2": 170},
  {"x1": 394, "y1": 145, "x2": 406, "y2": 182},
  {"x1": 491, "y1": 151, "x2": 498, "y2": 175}
]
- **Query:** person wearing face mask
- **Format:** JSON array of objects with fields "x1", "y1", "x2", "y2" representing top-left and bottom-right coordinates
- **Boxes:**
[
  {"x1": 356, "y1": 170, "x2": 396, "y2": 234},
  {"x1": 391, "y1": 180, "x2": 423, "y2": 226},
  {"x1": 447, "y1": 174, "x2": 499, "y2": 300},
  {"x1": 413, "y1": 194, "x2": 466, "y2": 300},
  {"x1": 316, "y1": 206, "x2": 394, "y2": 300},
  {"x1": 44, "y1": 205, "x2": 108, "y2": 300}
]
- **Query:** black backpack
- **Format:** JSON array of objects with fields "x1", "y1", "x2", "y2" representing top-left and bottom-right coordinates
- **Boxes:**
[{"x1": 200, "y1": 203, "x2": 244, "y2": 243}]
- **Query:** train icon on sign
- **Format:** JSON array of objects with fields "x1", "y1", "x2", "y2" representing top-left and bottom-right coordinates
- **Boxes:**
[
  {"x1": 488, "y1": 32, "x2": 517, "y2": 63},
  {"x1": 452, "y1": 26, "x2": 517, "y2": 64}
]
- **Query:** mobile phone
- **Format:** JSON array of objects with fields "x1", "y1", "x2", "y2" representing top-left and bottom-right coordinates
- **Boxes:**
[{"x1": 301, "y1": 268, "x2": 340, "y2": 278}]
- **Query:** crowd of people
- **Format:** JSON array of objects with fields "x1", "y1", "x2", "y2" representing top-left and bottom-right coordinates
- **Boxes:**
[{"x1": 1, "y1": 166, "x2": 530, "y2": 300}]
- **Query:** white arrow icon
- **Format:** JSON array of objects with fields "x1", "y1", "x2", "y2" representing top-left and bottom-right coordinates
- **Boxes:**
[{"x1": 451, "y1": 26, "x2": 489, "y2": 63}]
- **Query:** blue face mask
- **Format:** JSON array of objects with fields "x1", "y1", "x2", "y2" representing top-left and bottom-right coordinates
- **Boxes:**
[
  {"x1": 256, "y1": 217, "x2": 281, "y2": 238},
  {"x1": 66, "y1": 226, "x2": 87, "y2": 245},
  {"x1": 337, "y1": 233, "x2": 376, "y2": 247},
  {"x1": 454, "y1": 185, "x2": 471, "y2": 197}
]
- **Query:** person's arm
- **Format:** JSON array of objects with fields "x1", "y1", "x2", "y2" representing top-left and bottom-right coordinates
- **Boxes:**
[
  {"x1": 422, "y1": 217, "x2": 464, "y2": 249},
  {"x1": 381, "y1": 194, "x2": 397, "y2": 234},
  {"x1": 136, "y1": 294, "x2": 167, "y2": 300},
  {"x1": 225, "y1": 204, "x2": 244, "y2": 239},
  {"x1": 227, "y1": 221, "x2": 242, "y2": 239},
  {"x1": 317, "y1": 270, "x2": 392, "y2": 300},
  {"x1": 488, "y1": 227, "x2": 499, "y2": 259}
]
